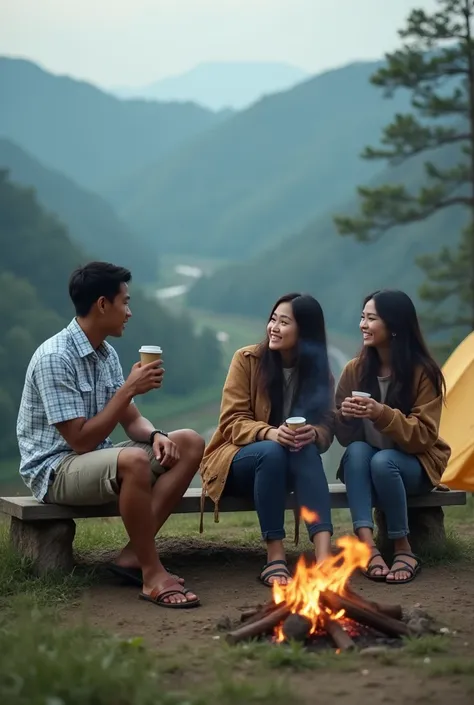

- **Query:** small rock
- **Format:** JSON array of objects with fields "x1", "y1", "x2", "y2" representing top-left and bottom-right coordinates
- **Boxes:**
[
  {"x1": 439, "y1": 627, "x2": 450, "y2": 634},
  {"x1": 216, "y1": 616, "x2": 232, "y2": 631},
  {"x1": 407, "y1": 617, "x2": 435, "y2": 635},
  {"x1": 212, "y1": 635, "x2": 221, "y2": 641},
  {"x1": 423, "y1": 657, "x2": 431, "y2": 664},
  {"x1": 359, "y1": 646, "x2": 390, "y2": 657},
  {"x1": 361, "y1": 669, "x2": 370, "y2": 676}
]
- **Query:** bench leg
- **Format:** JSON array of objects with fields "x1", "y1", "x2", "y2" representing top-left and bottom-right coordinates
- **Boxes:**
[
  {"x1": 374, "y1": 506, "x2": 446, "y2": 558},
  {"x1": 10, "y1": 517, "x2": 76, "y2": 576}
]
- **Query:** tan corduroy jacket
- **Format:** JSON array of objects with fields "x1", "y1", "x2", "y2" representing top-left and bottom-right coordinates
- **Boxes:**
[
  {"x1": 200, "y1": 345, "x2": 335, "y2": 529},
  {"x1": 334, "y1": 358, "x2": 451, "y2": 485}
]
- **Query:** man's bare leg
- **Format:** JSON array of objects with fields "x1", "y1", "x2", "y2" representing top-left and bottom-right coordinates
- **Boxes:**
[
  {"x1": 116, "y1": 429, "x2": 204, "y2": 571},
  {"x1": 117, "y1": 446, "x2": 198, "y2": 604}
]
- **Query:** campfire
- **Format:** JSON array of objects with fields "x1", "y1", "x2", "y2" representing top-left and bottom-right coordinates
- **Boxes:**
[{"x1": 226, "y1": 518, "x2": 415, "y2": 652}]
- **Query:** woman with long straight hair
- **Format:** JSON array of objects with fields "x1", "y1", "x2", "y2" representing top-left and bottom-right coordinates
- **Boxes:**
[
  {"x1": 200, "y1": 293, "x2": 335, "y2": 586},
  {"x1": 335, "y1": 290, "x2": 451, "y2": 584}
]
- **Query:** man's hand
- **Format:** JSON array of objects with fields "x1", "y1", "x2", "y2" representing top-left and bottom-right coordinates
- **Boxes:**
[
  {"x1": 153, "y1": 433, "x2": 180, "y2": 468},
  {"x1": 294, "y1": 424, "x2": 317, "y2": 449},
  {"x1": 124, "y1": 361, "x2": 164, "y2": 396}
]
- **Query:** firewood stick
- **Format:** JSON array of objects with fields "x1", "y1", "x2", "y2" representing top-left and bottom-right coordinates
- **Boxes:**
[
  {"x1": 239, "y1": 600, "x2": 283, "y2": 624},
  {"x1": 321, "y1": 614, "x2": 356, "y2": 651},
  {"x1": 320, "y1": 591, "x2": 411, "y2": 638},
  {"x1": 343, "y1": 586, "x2": 403, "y2": 621},
  {"x1": 226, "y1": 604, "x2": 290, "y2": 644}
]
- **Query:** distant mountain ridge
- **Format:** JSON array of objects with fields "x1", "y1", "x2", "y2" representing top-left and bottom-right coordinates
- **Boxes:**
[
  {"x1": 115, "y1": 60, "x2": 413, "y2": 259},
  {"x1": 112, "y1": 61, "x2": 308, "y2": 110},
  {"x1": 0, "y1": 139, "x2": 155, "y2": 282},
  {"x1": 0, "y1": 56, "x2": 227, "y2": 193}
]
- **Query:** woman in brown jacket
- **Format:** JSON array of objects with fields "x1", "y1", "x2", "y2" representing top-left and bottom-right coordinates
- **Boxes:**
[
  {"x1": 201, "y1": 293, "x2": 335, "y2": 586},
  {"x1": 335, "y1": 290, "x2": 450, "y2": 585}
]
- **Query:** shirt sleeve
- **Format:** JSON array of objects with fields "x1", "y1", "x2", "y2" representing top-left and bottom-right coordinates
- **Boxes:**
[
  {"x1": 109, "y1": 349, "x2": 126, "y2": 391},
  {"x1": 33, "y1": 353, "x2": 86, "y2": 425}
]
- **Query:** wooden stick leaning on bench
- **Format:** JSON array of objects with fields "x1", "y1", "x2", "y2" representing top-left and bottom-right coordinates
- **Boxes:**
[{"x1": 0, "y1": 486, "x2": 466, "y2": 576}]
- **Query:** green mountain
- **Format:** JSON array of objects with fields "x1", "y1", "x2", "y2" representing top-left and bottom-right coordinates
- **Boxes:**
[
  {"x1": 0, "y1": 171, "x2": 222, "y2": 457},
  {"x1": 189, "y1": 142, "x2": 461, "y2": 338},
  {"x1": 0, "y1": 57, "x2": 226, "y2": 193},
  {"x1": 116, "y1": 60, "x2": 412, "y2": 259},
  {"x1": 0, "y1": 139, "x2": 155, "y2": 282}
]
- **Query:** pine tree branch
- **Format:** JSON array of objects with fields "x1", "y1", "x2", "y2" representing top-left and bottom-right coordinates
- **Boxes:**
[{"x1": 362, "y1": 114, "x2": 470, "y2": 163}]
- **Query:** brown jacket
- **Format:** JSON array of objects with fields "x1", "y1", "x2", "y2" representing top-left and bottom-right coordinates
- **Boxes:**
[
  {"x1": 200, "y1": 345, "x2": 335, "y2": 519},
  {"x1": 334, "y1": 358, "x2": 451, "y2": 485}
]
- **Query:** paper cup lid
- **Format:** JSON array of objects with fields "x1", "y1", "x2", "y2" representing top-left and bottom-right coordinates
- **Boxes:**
[
  {"x1": 286, "y1": 416, "x2": 306, "y2": 424},
  {"x1": 352, "y1": 391, "x2": 371, "y2": 397},
  {"x1": 139, "y1": 345, "x2": 162, "y2": 354}
]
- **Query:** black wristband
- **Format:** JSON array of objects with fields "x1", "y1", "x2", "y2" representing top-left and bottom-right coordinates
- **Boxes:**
[{"x1": 149, "y1": 429, "x2": 168, "y2": 445}]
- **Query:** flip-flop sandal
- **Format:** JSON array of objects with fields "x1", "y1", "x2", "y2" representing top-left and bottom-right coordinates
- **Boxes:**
[
  {"x1": 361, "y1": 550, "x2": 389, "y2": 583},
  {"x1": 105, "y1": 563, "x2": 185, "y2": 587},
  {"x1": 259, "y1": 559, "x2": 292, "y2": 588},
  {"x1": 386, "y1": 552, "x2": 421, "y2": 585},
  {"x1": 139, "y1": 579, "x2": 200, "y2": 609}
]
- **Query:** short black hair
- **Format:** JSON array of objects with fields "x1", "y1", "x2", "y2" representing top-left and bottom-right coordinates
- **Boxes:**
[{"x1": 69, "y1": 261, "x2": 131, "y2": 316}]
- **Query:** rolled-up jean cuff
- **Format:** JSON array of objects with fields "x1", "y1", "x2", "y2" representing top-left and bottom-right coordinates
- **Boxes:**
[
  {"x1": 387, "y1": 529, "x2": 409, "y2": 540},
  {"x1": 308, "y1": 523, "x2": 333, "y2": 539},
  {"x1": 353, "y1": 520, "x2": 374, "y2": 532},
  {"x1": 261, "y1": 529, "x2": 286, "y2": 541}
]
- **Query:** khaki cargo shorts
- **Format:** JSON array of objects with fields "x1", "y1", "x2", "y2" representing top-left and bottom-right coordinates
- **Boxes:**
[{"x1": 45, "y1": 441, "x2": 167, "y2": 506}]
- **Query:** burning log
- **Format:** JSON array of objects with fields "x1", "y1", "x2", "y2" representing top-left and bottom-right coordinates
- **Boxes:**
[
  {"x1": 343, "y1": 586, "x2": 403, "y2": 621},
  {"x1": 320, "y1": 591, "x2": 411, "y2": 638},
  {"x1": 321, "y1": 614, "x2": 356, "y2": 652},
  {"x1": 281, "y1": 614, "x2": 312, "y2": 643},
  {"x1": 226, "y1": 603, "x2": 291, "y2": 645}
]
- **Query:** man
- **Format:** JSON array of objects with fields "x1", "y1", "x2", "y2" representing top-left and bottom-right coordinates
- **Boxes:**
[{"x1": 17, "y1": 261, "x2": 204, "y2": 609}]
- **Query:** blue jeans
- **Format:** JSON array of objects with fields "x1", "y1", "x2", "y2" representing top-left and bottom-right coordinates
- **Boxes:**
[
  {"x1": 225, "y1": 440, "x2": 333, "y2": 541},
  {"x1": 340, "y1": 441, "x2": 433, "y2": 539}
]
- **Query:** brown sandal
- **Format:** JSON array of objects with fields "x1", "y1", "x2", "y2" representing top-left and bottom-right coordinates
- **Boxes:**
[
  {"x1": 362, "y1": 550, "x2": 389, "y2": 582},
  {"x1": 139, "y1": 578, "x2": 200, "y2": 609}
]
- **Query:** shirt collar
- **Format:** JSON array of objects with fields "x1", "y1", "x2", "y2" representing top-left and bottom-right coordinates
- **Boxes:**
[{"x1": 67, "y1": 318, "x2": 110, "y2": 359}]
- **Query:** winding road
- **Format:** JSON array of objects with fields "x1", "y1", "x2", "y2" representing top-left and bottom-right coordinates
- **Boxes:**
[{"x1": 155, "y1": 265, "x2": 350, "y2": 377}]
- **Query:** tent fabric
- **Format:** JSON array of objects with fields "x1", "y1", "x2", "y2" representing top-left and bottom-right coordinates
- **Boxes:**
[{"x1": 439, "y1": 332, "x2": 474, "y2": 492}]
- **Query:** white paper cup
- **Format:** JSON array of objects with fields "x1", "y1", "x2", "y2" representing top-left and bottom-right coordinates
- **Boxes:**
[
  {"x1": 285, "y1": 416, "x2": 306, "y2": 430},
  {"x1": 139, "y1": 345, "x2": 162, "y2": 365},
  {"x1": 351, "y1": 391, "x2": 371, "y2": 398},
  {"x1": 286, "y1": 416, "x2": 306, "y2": 453}
]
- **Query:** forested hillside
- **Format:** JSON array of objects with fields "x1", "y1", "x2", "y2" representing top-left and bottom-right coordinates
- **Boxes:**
[
  {"x1": 0, "y1": 172, "x2": 222, "y2": 455},
  {"x1": 116, "y1": 61, "x2": 412, "y2": 258},
  {"x1": 190, "y1": 142, "x2": 464, "y2": 337},
  {"x1": 0, "y1": 139, "x2": 155, "y2": 282},
  {"x1": 0, "y1": 57, "x2": 226, "y2": 193}
]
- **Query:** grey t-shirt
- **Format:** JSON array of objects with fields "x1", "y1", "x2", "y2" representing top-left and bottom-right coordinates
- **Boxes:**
[
  {"x1": 363, "y1": 375, "x2": 394, "y2": 450},
  {"x1": 282, "y1": 367, "x2": 298, "y2": 422}
]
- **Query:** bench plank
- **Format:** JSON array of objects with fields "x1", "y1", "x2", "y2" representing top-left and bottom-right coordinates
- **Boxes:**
[{"x1": 0, "y1": 485, "x2": 466, "y2": 522}]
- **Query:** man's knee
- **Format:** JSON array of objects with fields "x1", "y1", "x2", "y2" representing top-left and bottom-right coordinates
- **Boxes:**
[
  {"x1": 173, "y1": 429, "x2": 205, "y2": 460},
  {"x1": 117, "y1": 447, "x2": 151, "y2": 484}
]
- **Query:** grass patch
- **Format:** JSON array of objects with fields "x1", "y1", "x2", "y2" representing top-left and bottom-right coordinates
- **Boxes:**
[
  {"x1": 0, "y1": 606, "x2": 297, "y2": 705},
  {"x1": 0, "y1": 523, "x2": 95, "y2": 610},
  {"x1": 402, "y1": 635, "x2": 450, "y2": 656}
]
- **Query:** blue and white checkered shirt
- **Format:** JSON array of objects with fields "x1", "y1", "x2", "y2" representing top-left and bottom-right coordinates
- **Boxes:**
[{"x1": 17, "y1": 318, "x2": 126, "y2": 500}]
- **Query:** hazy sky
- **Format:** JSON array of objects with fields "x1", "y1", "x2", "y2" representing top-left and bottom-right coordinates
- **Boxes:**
[{"x1": 2, "y1": 0, "x2": 439, "y2": 88}]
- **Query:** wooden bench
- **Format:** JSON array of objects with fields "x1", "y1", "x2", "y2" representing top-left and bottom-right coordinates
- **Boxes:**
[{"x1": 0, "y1": 485, "x2": 466, "y2": 575}]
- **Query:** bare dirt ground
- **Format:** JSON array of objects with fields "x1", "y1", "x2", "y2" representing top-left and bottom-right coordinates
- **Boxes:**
[{"x1": 69, "y1": 538, "x2": 474, "y2": 705}]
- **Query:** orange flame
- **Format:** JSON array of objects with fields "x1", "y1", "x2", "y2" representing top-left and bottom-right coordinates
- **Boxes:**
[
  {"x1": 272, "y1": 535, "x2": 371, "y2": 642},
  {"x1": 300, "y1": 506, "x2": 319, "y2": 523}
]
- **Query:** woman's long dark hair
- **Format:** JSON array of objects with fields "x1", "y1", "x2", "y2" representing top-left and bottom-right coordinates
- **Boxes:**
[
  {"x1": 256, "y1": 293, "x2": 332, "y2": 425},
  {"x1": 357, "y1": 290, "x2": 445, "y2": 414}
]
